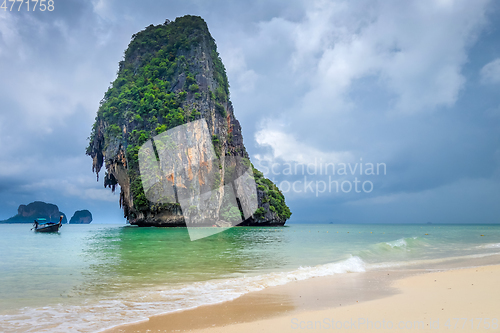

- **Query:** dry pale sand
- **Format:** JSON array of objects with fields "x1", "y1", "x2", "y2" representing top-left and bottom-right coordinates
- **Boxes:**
[{"x1": 105, "y1": 265, "x2": 500, "y2": 333}]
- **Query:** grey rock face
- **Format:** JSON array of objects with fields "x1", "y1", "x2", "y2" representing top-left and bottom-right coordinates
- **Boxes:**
[{"x1": 69, "y1": 210, "x2": 93, "y2": 224}]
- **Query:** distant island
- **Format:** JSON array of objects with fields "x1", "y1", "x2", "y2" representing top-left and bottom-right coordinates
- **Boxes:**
[
  {"x1": 0, "y1": 201, "x2": 68, "y2": 224},
  {"x1": 0, "y1": 201, "x2": 93, "y2": 225},
  {"x1": 69, "y1": 210, "x2": 93, "y2": 224}
]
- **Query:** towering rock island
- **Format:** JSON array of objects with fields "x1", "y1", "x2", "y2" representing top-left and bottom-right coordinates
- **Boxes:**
[{"x1": 87, "y1": 15, "x2": 291, "y2": 227}]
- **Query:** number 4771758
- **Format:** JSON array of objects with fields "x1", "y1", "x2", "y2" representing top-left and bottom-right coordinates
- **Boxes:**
[{"x1": 1, "y1": 0, "x2": 55, "y2": 11}]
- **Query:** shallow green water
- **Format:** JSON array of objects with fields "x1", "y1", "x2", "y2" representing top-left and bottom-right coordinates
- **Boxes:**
[{"x1": 0, "y1": 223, "x2": 499, "y2": 332}]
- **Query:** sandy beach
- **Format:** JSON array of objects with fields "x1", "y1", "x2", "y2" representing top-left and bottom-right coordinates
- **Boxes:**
[{"x1": 105, "y1": 264, "x2": 500, "y2": 333}]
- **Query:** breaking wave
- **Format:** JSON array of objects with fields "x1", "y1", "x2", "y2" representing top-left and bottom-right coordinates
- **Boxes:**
[{"x1": 0, "y1": 256, "x2": 366, "y2": 333}]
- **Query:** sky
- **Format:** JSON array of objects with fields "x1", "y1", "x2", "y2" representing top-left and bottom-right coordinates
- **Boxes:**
[{"x1": 0, "y1": 0, "x2": 499, "y2": 224}]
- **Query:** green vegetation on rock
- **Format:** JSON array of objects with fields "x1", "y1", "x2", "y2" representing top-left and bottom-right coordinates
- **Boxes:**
[
  {"x1": 87, "y1": 16, "x2": 225, "y2": 166},
  {"x1": 251, "y1": 165, "x2": 292, "y2": 221}
]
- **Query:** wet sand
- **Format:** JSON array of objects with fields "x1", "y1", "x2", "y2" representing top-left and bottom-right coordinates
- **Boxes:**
[
  {"x1": 104, "y1": 263, "x2": 500, "y2": 333},
  {"x1": 104, "y1": 268, "x2": 417, "y2": 332}
]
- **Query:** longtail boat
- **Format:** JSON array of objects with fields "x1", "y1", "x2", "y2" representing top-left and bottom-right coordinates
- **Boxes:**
[{"x1": 32, "y1": 216, "x2": 63, "y2": 233}]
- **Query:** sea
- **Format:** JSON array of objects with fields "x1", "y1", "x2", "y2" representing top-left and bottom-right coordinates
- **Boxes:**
[{"x1": 1, "y1": 223, "x2": 499, "y2": 332}]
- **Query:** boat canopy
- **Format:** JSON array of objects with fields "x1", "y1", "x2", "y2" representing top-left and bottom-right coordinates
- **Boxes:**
[{"x1": 35, "y1": 218, "x2": 56, "y2": 224}]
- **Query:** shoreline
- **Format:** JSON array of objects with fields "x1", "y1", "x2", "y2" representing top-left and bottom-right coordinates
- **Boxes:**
[{"x1": 104, "y1": 262, "x2": 500, "y2": 333}]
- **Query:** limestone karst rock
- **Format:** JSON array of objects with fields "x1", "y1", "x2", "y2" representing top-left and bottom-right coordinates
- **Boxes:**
[
  {"x1": 69, "y1": 210, "x2": 93, "y2": 224},
  {"x1": 87, "y1": 16, "x2": 291, "y2": 227},
  {"x1": 0, "y1": 201, "x2": 67, "y2": 224}
]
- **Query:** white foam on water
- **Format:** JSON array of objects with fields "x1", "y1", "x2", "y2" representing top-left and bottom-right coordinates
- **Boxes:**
[
  {"x1": 385, "y1": 237, "x2": 421, "y2": 249},
  {"x1": 476, "y1": 243, "x2": 500, "y2": 249},
  {"x1": 357, "y1": 236, "x2": 426, "y2": 261},
  {"x1": 0, "y1": 256, "x2": 366, "y2": 333},
  {"x1": 385, "y1": 238, "x2": 408, "y2": 248},
  {"x1": 367, "y1": 251, "x2": 500, "y2": 270}
]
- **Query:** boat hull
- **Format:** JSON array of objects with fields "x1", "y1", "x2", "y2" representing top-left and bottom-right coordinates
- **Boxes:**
[{"x1": 34, "y1": 224, "x2": 61, "y2": 233}]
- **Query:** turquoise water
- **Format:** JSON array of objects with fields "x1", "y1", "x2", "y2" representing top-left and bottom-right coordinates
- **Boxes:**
[{"x1": 0, "y1": 223, "x2": 499, "y2": 332}]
